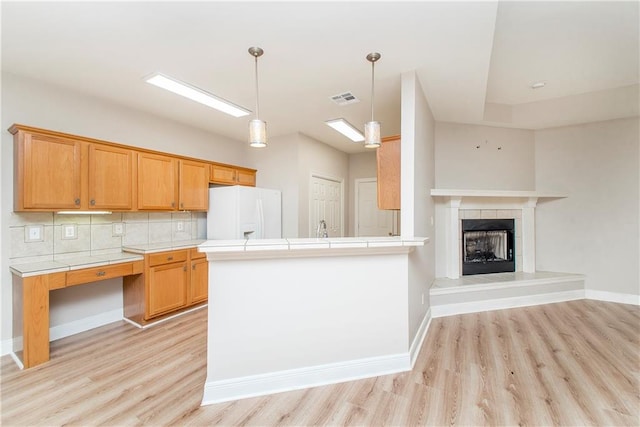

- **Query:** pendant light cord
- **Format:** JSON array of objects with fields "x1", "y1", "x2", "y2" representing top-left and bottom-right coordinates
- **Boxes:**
[
  {"x1": 370, "y1": 60, "x2": 375, "y2": 122},
  {"x1": 254, "y1": 55, "x2": 260, "y2": 119}
]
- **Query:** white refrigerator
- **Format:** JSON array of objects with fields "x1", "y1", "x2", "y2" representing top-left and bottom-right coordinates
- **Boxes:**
[{"x1": 207, "y1": 186, "x2": 282, "y2": 240}]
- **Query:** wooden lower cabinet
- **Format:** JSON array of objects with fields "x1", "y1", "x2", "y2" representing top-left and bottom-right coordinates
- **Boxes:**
[
  {"x1": 123, "y1": 248, "x2": 208, "y2": 324},
  {"x1": 189, "y1": 249, "x2": 208, "y2": 304},
  {"x1": 147, "y1": 259, "x2": 188, "y2": 318}
]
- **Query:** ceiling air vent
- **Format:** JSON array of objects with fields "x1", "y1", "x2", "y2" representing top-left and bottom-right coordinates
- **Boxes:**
[{"x1": 330, "y1": 91, "x2": 360, "y2": 106}]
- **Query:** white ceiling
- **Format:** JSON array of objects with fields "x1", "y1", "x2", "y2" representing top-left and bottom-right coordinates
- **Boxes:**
[{"x1": 2, "y1": 1, "x2": 638, "y2": 154}]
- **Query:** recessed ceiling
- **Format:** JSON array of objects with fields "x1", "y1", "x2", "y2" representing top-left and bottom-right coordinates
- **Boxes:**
[{"x1": 1, "y1": 1, "x2": 638, "y2": 153}]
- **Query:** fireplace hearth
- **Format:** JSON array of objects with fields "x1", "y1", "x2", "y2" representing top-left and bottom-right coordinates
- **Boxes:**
[{"x1": 462, "y1": 219, "x2": 515, "y2": 275}]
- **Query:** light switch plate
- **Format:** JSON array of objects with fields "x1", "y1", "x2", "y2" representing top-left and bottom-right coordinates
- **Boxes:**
[
  {"x1": 112, "y1": 222, "x2": 125, "y2": 237},
  {"x1": 62, "y1": 224, "x2": 77, "y2": 240},
  {"x1": 25, "y1": 225, "x2": 44, "y2": 242}
]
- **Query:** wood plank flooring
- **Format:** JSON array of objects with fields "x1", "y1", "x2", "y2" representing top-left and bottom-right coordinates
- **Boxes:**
[{"x1": 1, "y1": 299, "x2": 638, "y2": 426}]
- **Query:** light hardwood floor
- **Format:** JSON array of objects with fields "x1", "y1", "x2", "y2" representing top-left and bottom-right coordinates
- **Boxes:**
[{"x1": 1, "y1": 299, "x2": 638, "y2": 426}]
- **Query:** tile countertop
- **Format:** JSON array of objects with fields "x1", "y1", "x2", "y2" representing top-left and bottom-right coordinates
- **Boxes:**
[
  {"x1": 10, "y1": 252, "x2": 144, "y2": 278},
  {"x1": 10, "y1": 240, "x2": 205, "y2": 277},
  {"x1": 199, "y1": 236, "x2": 429, "y2": 254},
  {"x1": 121, "y1": 239, "x2": 207, "y2": 254}
]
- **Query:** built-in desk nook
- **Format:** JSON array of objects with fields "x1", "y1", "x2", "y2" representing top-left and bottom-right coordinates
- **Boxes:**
[
  {"x1": 10, "y1": 240, "x2": 207, "y2": 369},
  {"x1": 10, "y1": 254, "x2": 144, "y2": 368}
]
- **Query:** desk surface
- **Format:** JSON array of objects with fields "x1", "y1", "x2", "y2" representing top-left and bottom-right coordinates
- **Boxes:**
[{"x1": 10, "y1": 240, "x2": 205, "y2": 277}]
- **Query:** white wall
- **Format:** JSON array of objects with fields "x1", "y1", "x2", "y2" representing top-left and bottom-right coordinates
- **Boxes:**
[
  {"x1": 435, "y1": 122, "x2": 535, "y2": 190},
  {"x1": 1, "y1": 72, "x2": 247, "y2": 345},
  {"x1": 401, "y1": 71, "x2": 436, "y2": 345},
  {"x1": 535, "y1": 118, "x2": 640, "y2": 297}
]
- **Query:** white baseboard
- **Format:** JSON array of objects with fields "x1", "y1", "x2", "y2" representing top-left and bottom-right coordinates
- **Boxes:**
[
  {"x1": 202, "y1": 352, "x2": 411, "y2": 406},
  {"x1": 1, "y1": 338, "x2": 14, "y2": 357},
  {"x1": 431, "y1": 289, "x2": 585, "y2": 318},
  {"x1": 409, "y1": 308, "x2": 431, "y2": 368},
  {"x1": 585, "y1": 290, "x2": 640, "y2": 306}
]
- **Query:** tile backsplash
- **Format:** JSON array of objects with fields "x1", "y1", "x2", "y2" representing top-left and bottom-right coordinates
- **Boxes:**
[{"x1": 9, "y1": 211, "x2": 207, "y2": 265}]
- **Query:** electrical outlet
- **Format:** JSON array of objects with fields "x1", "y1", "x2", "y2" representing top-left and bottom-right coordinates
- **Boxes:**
[
  {"x1": 25, "y1": 225, "x2": 44, "y2": 242},
  {"x1": 176, "y1": 221, "x2": 184, "y2": 232},
  {"x1": 62, "y1": 224, "x2": 77, "y2": 240},
  {"x1": 112, "y1": 222, "x2": 125, "y2": 237}
]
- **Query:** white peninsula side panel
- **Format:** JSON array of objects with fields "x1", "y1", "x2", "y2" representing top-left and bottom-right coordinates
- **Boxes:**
[{"x1": 199, "y1": 237, "x2": 427, "y2": 405}]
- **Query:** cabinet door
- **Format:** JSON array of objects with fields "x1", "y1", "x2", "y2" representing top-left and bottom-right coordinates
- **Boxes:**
[
  {"x1": 179, "y1": 159, "x2": 209, "y2": 211},
  {"x1": 147, "y1": 261, "x2": 188, "y2": 318},
  {"x1": 88, "y1": 144, "x2": 134, "y2": 210},
  {"x1": 19, "y1": 132, "x2": 82, "y2": 210},
  {"x1": 209, "y1": 164, "x2": 237, "y2": 185},
  {"x1": 236, "y1": 169, "x2": 256, "y2": 187},
  {"x1": 377, "y1": 135, "x2": 401, "y2": 210},
  {"x1": 137, "y1": 153, "x2": 178, "y2": 210},
  {"x1": 190, "y1": 257, "x2": 208, "y2": 304}
]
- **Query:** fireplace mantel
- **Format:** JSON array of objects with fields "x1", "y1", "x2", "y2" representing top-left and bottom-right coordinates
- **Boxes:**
[
  {"x1": 430, "y1": 189, "x2": 567, "y2": 206},
  {"x1": 431, "y1": 189, "x2": 567, "y2": 279},
  {"x1": 430, "y1": 189, "x2": 567, "y2": 198}
]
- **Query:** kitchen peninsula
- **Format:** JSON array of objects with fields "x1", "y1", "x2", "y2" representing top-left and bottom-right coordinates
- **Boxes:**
[{"x1": 198, "y1": 236, "x2": 427, "y2": 405}]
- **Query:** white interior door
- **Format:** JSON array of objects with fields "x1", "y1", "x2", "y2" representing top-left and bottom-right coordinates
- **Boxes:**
[
  {"x1": 310, "y1": 175, "x2": 343, "y2": 237},
  {"x1": 356, "y1": 178, "x2": 395, "y2": 237}
]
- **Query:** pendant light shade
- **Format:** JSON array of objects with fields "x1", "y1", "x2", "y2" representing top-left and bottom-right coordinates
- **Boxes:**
[
  {"x1": 249, "y1": 119, "x2": 267, "y2": 148},
  {"x1": 248, "y1": 47, "x2": 267, "y2": 148},
  {"x1": 364, "y1": 121, "x2": 381, "y2": 148},
  {"x1": 364, "y1": 52, "x2": 381, "y2": 149}
]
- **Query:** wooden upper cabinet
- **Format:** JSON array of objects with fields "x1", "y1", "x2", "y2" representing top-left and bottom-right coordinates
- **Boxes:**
[
  {"x1": 209, "y1": 164, "x2": 237, "y2": 185},
  {"x1": 210, "y1": 163, "x2": 256, "y2": 187},
  {"x1": 15, "y1": 130, "x2": 82, "y2": 210},
  {"x1": 10, "y1": 124, "x2": 256, "y2": 212},
  {"x1": 236, "y1": 168, "x2": 257, "y2": 187},
  {"x1": 137, "y1": 152, "x2": 178, "y2": 210},
  {"x1": 178, "y1": 159, "x2": 209, "y2": 211},
  {"x1": 377, "y1": 135, "x2": 401, "y2": 210},
  {"x1": 88, "y1": 144, "x2": 135, "y2": 210}
]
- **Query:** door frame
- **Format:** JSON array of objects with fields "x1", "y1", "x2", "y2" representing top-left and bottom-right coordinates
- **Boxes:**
[{"x1": 309, "y1": 172, "x2": 344, "y2": 238}]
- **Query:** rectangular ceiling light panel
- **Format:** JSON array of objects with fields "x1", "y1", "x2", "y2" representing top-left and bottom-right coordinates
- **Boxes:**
[
  {"x1": 325, "y1": 118, "x2": 365, "y2": 142},
  {"x1": 145, "y1": 73, "x2": 251, "y2": 118}
]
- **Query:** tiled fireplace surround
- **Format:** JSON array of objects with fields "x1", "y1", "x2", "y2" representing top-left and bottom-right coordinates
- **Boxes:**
[{"x1": 432, "y1": 189, "x2": 566, "y2": 280}]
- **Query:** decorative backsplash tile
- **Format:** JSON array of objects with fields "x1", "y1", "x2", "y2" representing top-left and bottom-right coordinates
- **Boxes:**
[{"x1": 9, "y1": 211, "x2": 203, "y2": 264}]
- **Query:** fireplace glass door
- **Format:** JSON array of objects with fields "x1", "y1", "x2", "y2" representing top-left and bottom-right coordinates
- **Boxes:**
[{"x1": 462, "y1": 219, "x2": 515, "y2": 275}]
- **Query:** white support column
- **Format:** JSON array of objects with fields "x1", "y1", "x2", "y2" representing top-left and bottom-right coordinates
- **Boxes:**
[
  {"x1": 521, "y1": 197, "x2": 538, "y2": 273},
  {"x1": 445, "y1": 197, "x2": 462, "y2": 279}
]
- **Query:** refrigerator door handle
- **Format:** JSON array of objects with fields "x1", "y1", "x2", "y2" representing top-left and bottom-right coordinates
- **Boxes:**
[{"x1": 256, "y1": 198, "x2": 264, "y2": 239}]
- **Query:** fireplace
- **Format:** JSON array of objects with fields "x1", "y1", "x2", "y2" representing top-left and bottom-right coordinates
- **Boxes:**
[{"x1": 462, "y1": 219, "x2": 515, "y2": 275}]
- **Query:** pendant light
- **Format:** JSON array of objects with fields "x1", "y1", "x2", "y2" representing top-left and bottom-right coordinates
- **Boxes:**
[
  {"x1": 248, "y1": 47, "x2": 267, "y2": 148},
  {"x1": 364, "y1": 52, "x2": 381, "y2": 149}
]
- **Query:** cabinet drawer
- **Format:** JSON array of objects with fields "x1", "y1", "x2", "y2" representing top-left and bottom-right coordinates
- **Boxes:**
[
  {"x1": 66, "y1": 263, "x2": 134, "y2": 287},
  {"x1": 148, "y1": 250, "x2": 188, "y2": 267}
]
